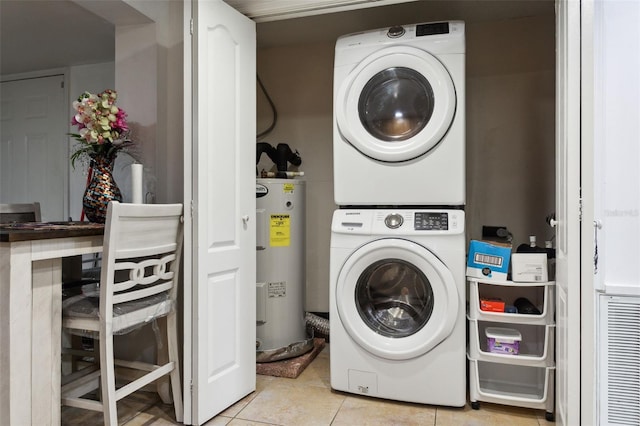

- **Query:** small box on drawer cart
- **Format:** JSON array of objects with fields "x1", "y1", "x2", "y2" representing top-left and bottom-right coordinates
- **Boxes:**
[
  {"x1": 480, "y1": 298, "x2": 505, "y2": 312},
  {"x1": 466, "y1": 240, "x2": 511, "y2": 281},
  {"x1": 485, "y1": 327, "x2": 521, "y2": 355},
  {"x1": 511, "y1": 253, "x2": 548, "y2": 282}
]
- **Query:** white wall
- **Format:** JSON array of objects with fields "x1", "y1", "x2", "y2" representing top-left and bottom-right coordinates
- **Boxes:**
[
  {"x1": 120, "y1": 0, "x2": 185, "y2": 205},
  {"x1": 257, "y1": 43, "x2": 334, "y2": 313},
  {"x1": 591, "y1": 2, "x2": 640, "y2": 423},
  {"x1": 593, "y1": 0, "x2": 640, "y2": 294},
  {"x1": 110, "y1": 0, "x2": 184, "y2": 362},
  {"x1": 256, "y1": 14, "x2": 556, "y2": 313},
  {"x1": 466, "y1": 15, "x2": 556, "y2": 247},
  {"x1": 115, "y1": 23, "x2": 158, "y2": 205}
]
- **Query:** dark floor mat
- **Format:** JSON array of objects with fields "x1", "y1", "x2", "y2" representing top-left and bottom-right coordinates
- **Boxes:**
[{"x1": 256, "y1": 338, "x2": 326, "y2": 379}]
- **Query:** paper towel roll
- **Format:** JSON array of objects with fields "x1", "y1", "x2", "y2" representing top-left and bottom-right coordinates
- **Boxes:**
[{"x1": 131, "y1": 163, "x2": 143, "y2": 204}]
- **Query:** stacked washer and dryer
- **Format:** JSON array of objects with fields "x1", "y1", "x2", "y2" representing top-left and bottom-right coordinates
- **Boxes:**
[{"x1": 330, "y1": 21, "x2": 467, "y2": 406}]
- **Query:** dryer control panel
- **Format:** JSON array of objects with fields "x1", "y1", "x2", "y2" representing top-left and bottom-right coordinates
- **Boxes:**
[
  {"x1": 332, "y1": 209, "x2": 464, "y2": 236},
  {"x1": 416, "y1": 22, "x2": 450, "y2": 37}
]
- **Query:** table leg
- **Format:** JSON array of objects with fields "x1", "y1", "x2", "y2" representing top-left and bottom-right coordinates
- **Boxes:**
[
  {"x1": 0, "y1": 242, "x2": 33, "y2": 426},
  {"x1": 32, "y1": 258, "x2": 62, "y2": 425}
]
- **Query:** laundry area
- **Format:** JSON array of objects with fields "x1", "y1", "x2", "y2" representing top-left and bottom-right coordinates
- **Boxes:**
[
  {"x1": 251, "y1": 0, "x2": 555, "y2": 315},
  {"x1": 3, "y1": 0, "x2": 638, "y2": 424},
  {"x1": 244, "y1": 0, "x2": 556, "y2": 420}
]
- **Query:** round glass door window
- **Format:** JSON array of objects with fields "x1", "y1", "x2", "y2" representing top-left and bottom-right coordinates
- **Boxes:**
[
  {"x1": 358, "y1": 67, "x2": 435, "y2": 142},
  {"x1": 335, "y1": 238, "x2": 458, "y2": 360},
  {"x1": 335, "y1": 46, "x2": 456, "y2": 162},
  {"x1": 355, "y1": 258, "x2": 434, "y2": 338}
]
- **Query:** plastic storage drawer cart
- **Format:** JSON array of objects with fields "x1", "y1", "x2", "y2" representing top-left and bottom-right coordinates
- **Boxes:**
[{"x1": 467, "y1": 277, "x2": 555, "y2": 422}]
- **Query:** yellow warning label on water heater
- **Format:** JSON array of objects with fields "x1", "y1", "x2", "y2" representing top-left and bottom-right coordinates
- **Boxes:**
[
  {"x1": 283, "y1": 183, "x2": 295, "y2": 193},
  {"x1": 270, "y1": 214, "x2": 291, "y2": 247}
]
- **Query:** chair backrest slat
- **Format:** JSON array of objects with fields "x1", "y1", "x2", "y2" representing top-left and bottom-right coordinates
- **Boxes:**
[
  {"x1": 0, "y1": 202, "x2": 41, "y2": 223},
  {"x1": 112, "y1": 281, "x2": 174, "y2": 305},
  {"x1": 113, "y1": 253, "x2": 177, "y2": 290},
  {"x1": 115, "y1": 243, "x2": 177, "y2": 259}
]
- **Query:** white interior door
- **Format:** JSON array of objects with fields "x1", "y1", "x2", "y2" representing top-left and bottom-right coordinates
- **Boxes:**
[
  {"x1": 555, "y1": 0, "x2": 581, "y2": 424},
  {"x1": 0, "y1": 75, "x2": 68, "y2": 221},
  {"x1": 190, "y1": 0, "x2": 257, "y2": 424}
]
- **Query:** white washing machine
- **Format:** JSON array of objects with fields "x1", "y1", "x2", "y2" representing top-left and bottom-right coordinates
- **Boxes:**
[
  {"x1": 330, "y1": 208, "x2": 466, "y2": 406},
  {"x1": 333, "y1": 21, "x2": 465, "y2": 206}
]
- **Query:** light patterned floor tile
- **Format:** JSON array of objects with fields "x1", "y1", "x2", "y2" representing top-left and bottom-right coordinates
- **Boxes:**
[
  {"x1": 227, "y1": 419, "x2": 280, "y2": 426},
  {"x1": 122, "y1": 405, "x2": 178, "y2": 426},
  {"x1": 61, "y1": 391, "x2": 171, "y2": 426},
  {"x1": 292, "y1": 350, "x2": 331, "y2": 389},
  {"x1": 435, "y1": 402, "x2": 544, "y2": 426},
  {"x1": 236, "y1": 380, "x2": 345, "y2": 425},
  {"x1": 61, "y1": 343, "x2": 554, "y2": 426},
  {"x1": 218, "y1": 390, "x2": 257, "y2": 417},
  {"x1": 217, "y1": 374, "x2": 276, "y2": 418},
  {"x1": 331, "y1": 394, "x2": 437, "y2": 426},
  {"x1": 204, "y1": 415, "x2": 233, "y2": 425}
]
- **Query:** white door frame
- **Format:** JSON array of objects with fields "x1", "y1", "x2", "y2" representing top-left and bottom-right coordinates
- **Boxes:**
[
  {"x1": 580, "y1": 0, "x2": 596, "y2": 424},
  {"x1": 555, "y1": 0, "x2": 582, "y2": 424},
  {"x1": 182, "y1": 1, "x2": 194, "y2": 423}
]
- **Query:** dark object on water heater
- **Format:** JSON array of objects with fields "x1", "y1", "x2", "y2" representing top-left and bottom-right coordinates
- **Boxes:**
[
  {"x1": 256, "y1": 142, "x2": 277, "y2": 165},
  {"x1": 274, "y1": 143, "x2": 302, "y2": 172}
]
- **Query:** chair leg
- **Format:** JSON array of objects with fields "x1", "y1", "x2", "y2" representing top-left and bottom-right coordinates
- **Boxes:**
[
  {"x1": 167, "y1": 312, "x2": 183, "y2": 422},
  {"x1": 100, "y1": 333, "x2": 118, "y2": 425},
  {"x1": 155, "y1": 318, "x2": 172, "y2": 404}
]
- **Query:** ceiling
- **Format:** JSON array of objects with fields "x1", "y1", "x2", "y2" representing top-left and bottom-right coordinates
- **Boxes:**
[
  {"x1": 252, "y1": 0, "x2": 555, "y2": 48},
  {"x1": 0, "y1": 1, "x2": 115, "y2": 76},
  {"x1": 0, "y1": 0, "x2": 554, "y2": 76}
]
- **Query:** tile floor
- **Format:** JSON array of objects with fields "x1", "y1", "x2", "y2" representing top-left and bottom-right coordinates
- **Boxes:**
[{"x1": 62, "y1": 344, "x2": 554, "y2": 425}]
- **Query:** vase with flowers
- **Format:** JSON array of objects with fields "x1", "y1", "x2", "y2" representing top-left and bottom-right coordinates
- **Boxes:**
[{"x1": 70, "y1": 89, "x2": 135, "y2": 223}]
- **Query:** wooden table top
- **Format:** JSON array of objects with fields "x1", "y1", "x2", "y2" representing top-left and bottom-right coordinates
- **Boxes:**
[{"x1": 0, "y1": 222, "x2": 105, "y2": 243}]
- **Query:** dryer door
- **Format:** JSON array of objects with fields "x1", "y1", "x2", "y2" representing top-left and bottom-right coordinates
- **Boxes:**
[
  {"x1": 335, "y1": 46, "x2": 456, "y2": 163},
  {"x1": 335, "y1": 238, "x2": 459, "y2": 361}
]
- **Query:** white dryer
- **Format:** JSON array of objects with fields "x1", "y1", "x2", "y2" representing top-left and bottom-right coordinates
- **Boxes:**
[
  {"x1": 330, "y1": 208, "x2": 466, "y2": 406},
  {"x1": 333, "y1": 21, "x2": 465, "y2": 206}
]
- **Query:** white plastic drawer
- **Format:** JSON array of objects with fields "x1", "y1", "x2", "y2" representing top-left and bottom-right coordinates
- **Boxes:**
[
  {"x1": 467, "y1": 278, "x2": 555, "y2": 325},
  {"x1": 467, "y1": 319, "x2": 555, "y2": 367},
  {"x1": 468, "y1": 359, "x2": 555, "y2": 412}
]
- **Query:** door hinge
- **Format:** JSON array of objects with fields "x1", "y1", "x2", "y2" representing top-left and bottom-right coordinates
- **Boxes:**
[
  {"x1": 190, "y1": 200, "x2": 194, "y2": 218},
  {"x1": 190, "y1": 18, "x2": 194, "y2": 35},
  {"x1": 578, "y1": 197, "x2": 583, "y2": 221}
]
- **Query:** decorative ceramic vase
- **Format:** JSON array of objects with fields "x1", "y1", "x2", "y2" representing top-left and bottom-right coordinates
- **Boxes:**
[{"x1": 82, "y1": 153, "x2": 122, "y2": 223}]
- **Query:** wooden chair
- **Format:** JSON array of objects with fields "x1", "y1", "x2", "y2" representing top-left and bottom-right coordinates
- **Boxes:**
[
  {"x1": 0, "y1": 202, "x2": 41, "y2": 222},
  {"x1": 61, "y1": 201, "x2": 184, "y2": 425}
]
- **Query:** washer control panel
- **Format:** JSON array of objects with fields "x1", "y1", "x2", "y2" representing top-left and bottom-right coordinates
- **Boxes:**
[
  {"x1": 414, "y1": 212, "x2": 448, "y2": 231},
  {"x1": 332, "y1": 209, "x2": 464, "y2": 236}
]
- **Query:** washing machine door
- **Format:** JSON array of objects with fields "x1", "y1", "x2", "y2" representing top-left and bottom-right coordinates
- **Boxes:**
[
  {"x1": 335, "y1": 238, "x2": 459, "y2": 361},
  {"x1": 336, "y1": 46, "x2": 456, "y2": 163}
]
